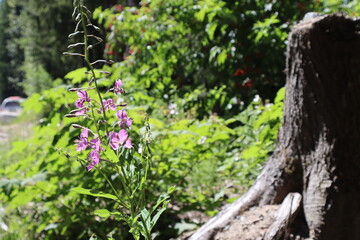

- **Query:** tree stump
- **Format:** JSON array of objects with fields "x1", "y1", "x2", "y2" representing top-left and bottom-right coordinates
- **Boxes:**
[{"x1": 189, "y1": 14, "x2": 360, "y2": 240}]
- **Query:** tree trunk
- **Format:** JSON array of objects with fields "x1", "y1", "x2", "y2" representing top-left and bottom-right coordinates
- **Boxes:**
[{"x1": 189, "y1": 14, "x2": 360, "y2": 240}]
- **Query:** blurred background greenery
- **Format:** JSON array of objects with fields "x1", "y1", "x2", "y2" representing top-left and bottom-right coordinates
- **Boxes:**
[{"x1": 0, "y1": 0, "x2": 359, "y2": 239}]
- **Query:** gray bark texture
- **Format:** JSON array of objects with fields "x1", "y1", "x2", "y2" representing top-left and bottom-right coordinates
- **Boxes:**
[{"x1": 189, "y1": 14, "x2": 360, "y2": 240}]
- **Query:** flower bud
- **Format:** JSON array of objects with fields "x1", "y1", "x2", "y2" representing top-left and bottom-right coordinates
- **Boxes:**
[
  {"x1": 65, "y1": 114, "x2": 79, "y2": 118},
  {"x1": 69, "y1": 88, "x2": 81, "y2": 92}
]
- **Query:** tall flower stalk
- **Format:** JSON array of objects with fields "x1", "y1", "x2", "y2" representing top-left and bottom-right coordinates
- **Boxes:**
[{"x1": 61, "y1": 1, "x2": 174, "y2": 239}]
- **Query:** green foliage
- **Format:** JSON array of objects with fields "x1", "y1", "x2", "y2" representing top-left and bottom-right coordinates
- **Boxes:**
[
  {"x1": 0, "y1": 0, "x2": 10, "y2": 99},
  {"x1": 0, "y1": 77, "x2": 284, "y2": 239},
  {"x1": 1, "y1": 0, "x2": 119, "y2": 96},
  {"x1": 93, "y1": 0, "x2": 311, "y2": 118},
  {"x1": 1, "y1": 0, "x2": 358, "y2": 239},
  {"x1": 22, "y1": 64, "x2": 53, "y2": 95}
]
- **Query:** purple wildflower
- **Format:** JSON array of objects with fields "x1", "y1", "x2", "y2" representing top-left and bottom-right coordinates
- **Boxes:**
[
  {"x1": 101, "y1": 99, "x2": 117, "y2": 112},
  {"x1": 77, "y1": 90, "x2": 90, "y2": 102},
  {"x1": 109, "y1": 129, "x2": 132, "y2": 150},
  {"x1": 74, "y1": 107, "x2": 87, "y2": 116},
  {"x1": 118, "y1": 129, "x2": 128, "y2": 143},
  {"x1": 109, "y1": 131, "x2": 121, "y2": 150},
  {"x1": 124, "y1": 138, "x2": 132, "y2": 149},
  {"x1": 74, "y1": 90, "x2": 90, "y2": 115},
  {"x1": 114, "y1": 79, "x2": 125, "y2": 95},
  {"x1": 87, "y1": 150, "x2": 100, "y2": 171},
  {"x1": 75, "y1": 98, "x2": 85, "y2": 108},
  {"x1": 89, "y1": 136, "x2": 101, "y2": 152},
  {"x1": 117, "y1": 110, "x2": 132, "y2": 128},
  {"x1": 76, "y1": 128, "x2": 89, "y2": 151}
]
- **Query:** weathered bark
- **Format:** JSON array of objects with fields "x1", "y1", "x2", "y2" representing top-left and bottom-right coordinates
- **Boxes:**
[
  {"x1": 264, "y1": 192, "x2": 302, "y2": 240},
  {"x1": 190, "y1": 14, "x2": 360, "y2": 240}
]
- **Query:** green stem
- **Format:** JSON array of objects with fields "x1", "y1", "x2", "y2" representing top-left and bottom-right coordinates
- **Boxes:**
[
  {"x1": 75, "y1": 3, "x2": 154, "y2": 238},
  {"x1": 78, "y1": 3, "x2": 109, "y2": 135},
  {"x1": 140, "y1": 216, "x2": 152, "y2": 240},
  {"x1": 97, "y1": 167, "x2": 129, "y2": 208}
]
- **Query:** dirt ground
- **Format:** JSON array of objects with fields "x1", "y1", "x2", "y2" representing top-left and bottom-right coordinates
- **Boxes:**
[
  {"x1": 214, "y1": 205, "x2": 279, "y2": 240},
  {"x1": 179, "y1": 202, "x2": 310, "y2": 240},
  {"x1": 0, "y1": 123, "x2": 31, "y2": 142},
  {"x1": 179, "y1": 205, "x2": 279, "y2": 240}
]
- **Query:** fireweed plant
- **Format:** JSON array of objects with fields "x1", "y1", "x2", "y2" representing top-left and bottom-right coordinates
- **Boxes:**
[{"x1": 60, "y1": 1, "x2": 175, "y2": 239}]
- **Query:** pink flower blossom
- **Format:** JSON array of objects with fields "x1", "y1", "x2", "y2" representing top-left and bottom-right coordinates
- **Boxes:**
[
  {"x1": 101, "y1": 99, "x2": 117, "y2": 112},
  {"x1": 77, "y1": 90, "x2": 90, "y2": 102},
  {"x1": 76, "y1": 128, "x2": 89, "y2": 151},
  {"x1": 124, "y1": 138, "x2": 132, "y2": 149},
  {"x1": 109, "y1": 131, "x2": 121, "y2": 150},
  {"x1": 74, "y1": 90, "x2": 90, "y2": 115},
  {"x1": 74, "y1": 107, "x2": 87, "y2": 116},
  {"x1": 118, "y1": 129, "x2": 128, "y2": 143},
  {"x1": 75, "y1": 98, "x2": 85, "y2": 108},
  {"x1": 117, "y1": 110, "x2": 132, "y2": 128},
  {"x1": 109, "y1": 129, "x2": 132, "y2": 150},
  {"x1": 87, "y1": 150, "x2": 100, "y2": 171},
  {"x1": 89, "y1": 136, "x2": 101, "y2": 152},
  {"x1": 114, "y1": 79, "x2": 125, "y2": 95}
]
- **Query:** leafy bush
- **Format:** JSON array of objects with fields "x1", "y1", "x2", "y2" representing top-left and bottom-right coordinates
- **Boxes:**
[
  {"x1": 0, "y1": 76, "x2": 284, "y2": 239},
  {"x1": 94, "y1": 0, "x2": 309, "y2": 118},
  {"x1": 1, "y1": 0, "x2": 358, "y2": 239}
]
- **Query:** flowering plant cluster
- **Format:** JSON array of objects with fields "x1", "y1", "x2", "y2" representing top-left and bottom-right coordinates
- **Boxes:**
[
  {"x1": 69, "y1": 79, "x2": 133, "y2": 171},
  {"x1": 60, "y1": 1, "x2": 174, "y2": 239}
]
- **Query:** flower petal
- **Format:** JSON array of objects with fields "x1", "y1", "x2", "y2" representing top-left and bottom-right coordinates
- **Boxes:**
[
  {"x1": 124, "y1": 138, "x2": 132, "y2": 149},
  {"x1": 109, "y1": 131, "x2": 120, "y2": 150},
  {"x1": 118, "y1": 129, "x2": 128, "y2": 143},
  {"x1": 87, "y1": 150, "x2": 100, "y2": 171}
]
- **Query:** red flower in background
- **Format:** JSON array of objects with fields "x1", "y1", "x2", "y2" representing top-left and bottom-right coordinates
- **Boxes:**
[
  {"x1": 234, "y1": 68, "x2": 245, "y2": 76},
  {"x1": 115, "y1": 4, "x2": 123, "y2": 12},
  {"x1": 107, "y1": 50, "x2": 115, "y2": 56},
  {"x1": 243, "y1": 79, "x2": 253, "y2": 88}
]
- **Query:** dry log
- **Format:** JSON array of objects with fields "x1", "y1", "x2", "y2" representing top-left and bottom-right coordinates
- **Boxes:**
[{"x1": 264, "y1": 192, "x2": 302, "y2": 240}]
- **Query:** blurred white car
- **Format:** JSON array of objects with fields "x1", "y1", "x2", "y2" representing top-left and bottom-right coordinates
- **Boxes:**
[{"x1": 0, "y1": 96, "x2": 25, "y2": 123}]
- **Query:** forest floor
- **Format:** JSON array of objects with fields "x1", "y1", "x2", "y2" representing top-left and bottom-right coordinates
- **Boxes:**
[
  {"x1": 212, "y1": 205, "x2": 279, "y2": 240},
  {"x1": 180, "y1": 205, "x2": 280, "y2": 240},
  {"x1": 181, "y1": 203, "x2": 308, "y2": 240},
  {"x1": 0, "y1": 122, "x2": 31, "y2": 142}
]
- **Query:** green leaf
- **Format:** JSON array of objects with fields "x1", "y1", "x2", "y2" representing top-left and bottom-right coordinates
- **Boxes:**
[
  {"x1": 167, "y1": 185, "x2": 176, "y2": 194},
  {"x1": 140, "y1": 208, "x2": 151, "y2": 231},
  {"x1": 206, "y1": 22, "x2": 218, "y2": 40},
  {"x1": 241, "y1": 145, "x2": 263, "y2": 160},
  {"x1": 209, "y1": 46, "x2": 221, "y2": 62},
  {"x1": 104, "y1": 147, "x2": 119, "y2": 163},
  {"x1": 174, "y1": 220, "x2": 197, "y2": 234},
  {"x1": 149, "y1": 117, "x2": 164, "y2": 128},
  {"x1": 274, "y1": 87, "x2": 285, "y2": 103},
  {"x1": 217, "y1": 49, "x2": 227, "y2": 65},
  {"x1": 64, "y1": 67, "x2": 87, "y2": 84},
  {"x1": 71, "y1": 187, "x2": 118, "y2": 201},
  {"x1": 151, "y1": 207, "x2": 166, "y2": 229},
  {"x1": 195, "y1": 8, "x2": 206, "y2": 22},
  {"x1": 94, "y1": 209, "x2": 111, "y2": 218}
]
